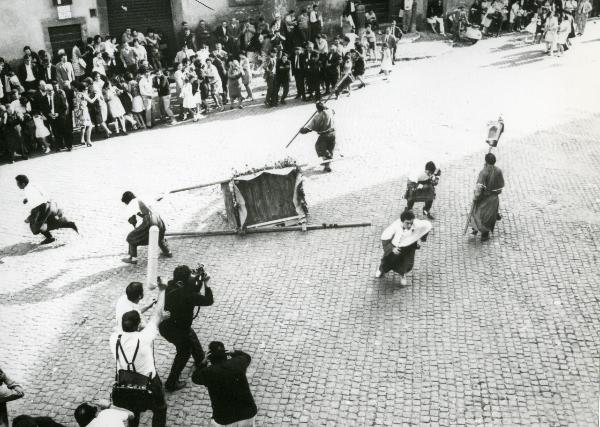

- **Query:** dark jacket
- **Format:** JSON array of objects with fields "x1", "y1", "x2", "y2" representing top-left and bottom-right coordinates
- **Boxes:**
[
  {"x1": 192, "y1": 351, "x2": 257, "y2": 425},
  {"x1": 162, "y1": 279, "x2": 214, "y2": 329},
  {"x1": 291, "y1": 53, "x2": 307, "y2": 76},
  {"x1": 153, "y1": 75, "x2": 171, "y2": 97},
  {"x1": 40, "y1": 91, "x2": 69, "y2": 117},
  {"x1": 36, "y1": 63, "x2": 57, "y2": 82},
  {"x1": 275, "y1": 58, "x2": 291, "y2": 81}
]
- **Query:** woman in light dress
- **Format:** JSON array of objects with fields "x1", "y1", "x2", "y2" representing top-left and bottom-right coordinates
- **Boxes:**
[
  {"x1": 543, "y1": 10, "x2": 559, "y2": 55},
  {"x1": 92, "y1": 51, "x2": 107, "y2": 76},
  {"x1": 72, "y1": 41, "x2": 86, "y2": 81},
  {"x1": 180, "y1": 75, "x2": 197, "y2": 121},
  {"x1": 380, "y1": 45, "x2": 393, "y2": 80},
  {"x1": 239, "y1": 53, "x2": 254, "y2": 101},
  {"x1": 90, "y1": 73, "x2": 112, "y2": 137},
  {"x1": 524, "y1": 12, "x2": 539, "y2": 43},
  {"x1": 555, "y1": 12, "x2": 571, "y2": 56},
  {"x1": 72, "y1": 82, "x2": 94, "y2": 146},
  {"x1": 129, "y1": 79, "x2": 147, "y2": 129},
  {"x1": 104, "y1": 80, "x2": 127, "y2": 134},
  {"x1": 32, "y1": 111, "x2": 51, "y2": 153}
]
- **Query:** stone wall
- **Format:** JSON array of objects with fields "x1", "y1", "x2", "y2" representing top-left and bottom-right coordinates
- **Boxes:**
[{"x1": 0, "y1": 0, "x2": 104, "y2": 63}]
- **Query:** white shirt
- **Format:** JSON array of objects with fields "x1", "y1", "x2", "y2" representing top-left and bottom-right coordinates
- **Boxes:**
[
  {"x1": 22, "y1": 184, "x2": 47, "y2": 208},
  {"x1": 25, "y1": 64, "x2": 35, "y2": 82},
  {"x1": 109, "y1": 323, "x2": 158, "y2": 378},
  {"x1": 138, "y1": 76, "x2": 154, "y2": 98},
  {"x1": 115, "y1": 294, "x2": 142, "y2": 329},
  {"x1": 381, "y1": 219, "x2": 414, "y2": 247},
  {"x1": 88, "y1": 408, "x2": 131, "y2": 427}
]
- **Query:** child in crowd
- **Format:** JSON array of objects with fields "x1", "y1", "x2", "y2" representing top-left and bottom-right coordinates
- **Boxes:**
[{"x1": 31, "y1": 111, "x2": 51, "y2": 153}]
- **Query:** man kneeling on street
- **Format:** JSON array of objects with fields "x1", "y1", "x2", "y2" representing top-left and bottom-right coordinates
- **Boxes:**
[
  {"x1": 192, "y1": 341, "x2": 258, "y2": 427},
  {"x1": 159, "y1": 264, "x2": 214, "y2": 392}
]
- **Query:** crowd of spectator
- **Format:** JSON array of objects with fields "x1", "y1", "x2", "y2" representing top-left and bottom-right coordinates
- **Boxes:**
[
  {"x1": 0, "y1": 2, "x2": 594, "y2": 163},
  {"x1": 435, "y1": 0, "x2": 594, "y2": 47},
  {"x1": 0, "y1": 4, "x2": 390, "y2": 165}
]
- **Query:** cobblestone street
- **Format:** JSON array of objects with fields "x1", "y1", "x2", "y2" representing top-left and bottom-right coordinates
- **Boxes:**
[{"x1": 1, "y1": 24, "x2": 599, "y2": 426}]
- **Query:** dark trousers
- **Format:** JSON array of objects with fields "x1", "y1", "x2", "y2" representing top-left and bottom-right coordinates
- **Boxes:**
[
  {"x1": 265, "y1": 76, "x2": 276, "y2": 105},
  {"x1": 49, "y1": 116, "x2": 69, "y2": 149},
  {"x1": 128, "y1": 238, "x2": 169, "y2": 258},
  {"x1": 131, "y1": 375, "x2": 167, "y2": 427},
  {"x1": 159, "y1": 322, "x2": 205, "y2": 388},
  {"x1": 407, "y1": 199, "x2": 433, "y2": 212},
  {"x1": 276, "y1": 78, "x2": 289, "y2": 102},
  {"x1": 294, "y1": 73, "x2": 305, "y2": 98}
]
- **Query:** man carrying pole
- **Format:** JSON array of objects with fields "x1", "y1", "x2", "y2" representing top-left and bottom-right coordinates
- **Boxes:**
[
  {"x1": 298, "y1": 101, "x2": 336, "y2": 172},
  {"x1": 468, "y1": 153, "x2": 505, "y2": 242},
  {"x1": 121, "y1": 191, "x2": 172, "y2": 264}
]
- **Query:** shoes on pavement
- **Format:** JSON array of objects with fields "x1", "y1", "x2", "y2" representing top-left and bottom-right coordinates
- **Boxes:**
[
  {"x1": 40, "y1": 237, "x2": 56, "y2": 245},
  {"x1": 161, "y1": 251, "x2": 173, "y2": 258},
  {"x1": 165, "y1": 381, "x2": 186, "y2": 392},
  {"x1": 399, "y1": 275, "x2": 407, "y2": 286},
  {"x1": 471, "y1": 228, "x2": 478, "y2": 236},
  {"x1": 480, "y1": 232, "x2": 490, "y2": 242},
  {"x1": 122, "y1": 257, "x2": 138, "y2": 264},
  {"x1": 375, "y1": 269, "x2": 383, "y2": 278}
]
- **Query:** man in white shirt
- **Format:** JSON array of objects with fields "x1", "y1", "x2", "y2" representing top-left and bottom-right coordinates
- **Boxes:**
[
  {"x1": 110, "y1": 279, "x2": 169, "y2": 427},
  {"x1": 138, "y1": 66, "x2": 154, "y2": 129},
  {"x1": 15, "y1": 174, "x2": 78, "y2": 245},
  {"x1": 115, "y1": 281, "x2": 157, "y2": 331},
  {"x1": 74, "y1": 401, "x2": 133, "y2": 427}
]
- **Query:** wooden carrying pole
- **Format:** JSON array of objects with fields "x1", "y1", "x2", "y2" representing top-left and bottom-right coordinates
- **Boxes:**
[
  {"x1": 166, "y1": 221, "x2": 371, "y2": 238},
  {"x1": 146, "y1": 225, "x2": 159, "y2": 290}
]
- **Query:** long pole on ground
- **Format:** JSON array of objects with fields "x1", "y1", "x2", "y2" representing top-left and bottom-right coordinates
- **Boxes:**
[
  {"x1": 165, "y1": 221, "x2": 372, "y2": 237},
  {"x1": 146, "y1": 225, "x2": 159, "y2": 290}
]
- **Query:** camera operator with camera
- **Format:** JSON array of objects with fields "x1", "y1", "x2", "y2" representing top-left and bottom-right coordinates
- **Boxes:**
[
  {"x1": 404, "y1": 161, "x2": 442, "y2": 220},
  {"x1": 192, "y1": 341, "x2": 257, "y2": 427},
  {"x1": 159, "y1": 264, "x2": 214, "y2": 392}
]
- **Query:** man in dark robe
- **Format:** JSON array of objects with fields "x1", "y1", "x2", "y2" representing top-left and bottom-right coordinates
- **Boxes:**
[
  {"x1": 15, "y1": 174, "x2": 78, "y2": 245},
  {"x1": 470, "y1": 153, "x2": 505, "y2": 241},
  {"x1": 121, "y1": 191, "x2": 172, "y2": 264}
]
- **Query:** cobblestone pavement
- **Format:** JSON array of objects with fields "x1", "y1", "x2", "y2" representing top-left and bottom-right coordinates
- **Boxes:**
[{"x1": 0, "y1": 25, "x2": 599, "y2": 426}]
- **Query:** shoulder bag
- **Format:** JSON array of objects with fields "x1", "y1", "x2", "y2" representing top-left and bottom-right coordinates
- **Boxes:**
[{"x1": 111, "y1": 335, "x2": 154, "y2": 412}]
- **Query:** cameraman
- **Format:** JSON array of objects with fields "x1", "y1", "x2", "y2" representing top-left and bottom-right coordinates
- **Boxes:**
[{"x1": 159, "y1": 265, "x2": 214, "y2": 392}]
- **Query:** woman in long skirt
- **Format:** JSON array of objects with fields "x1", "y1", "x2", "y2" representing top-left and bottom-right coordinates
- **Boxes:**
[{"x1": 375, "y1": 210, "x2": 432, "y2": 285}]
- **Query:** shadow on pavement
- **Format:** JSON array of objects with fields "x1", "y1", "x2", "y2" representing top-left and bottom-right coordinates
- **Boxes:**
[
  {"x1": 0, "y1": 241, "x2": 65, "y2": 259},
  {"x1": 483, "y1": 49, "x2": 546, "y2": 68}
]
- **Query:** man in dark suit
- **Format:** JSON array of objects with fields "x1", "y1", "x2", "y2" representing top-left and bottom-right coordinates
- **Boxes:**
[
  {"x1": 30, "y1": 80, "x2": 48, "y2": 112},
  {"x1": 213, "y1": 21, "x2": 229, "y2": 46},
  {"x1": 275, "y1": 51, "x2": 291, "y2": 105},
  {"x1": 40, "y1": 83, "x2": 70, "y2": 151},
  {"x1": 36, "y1": 59, "x2": 57, "y2": 83},
  {"x1": 291, "y1": 46, "x2": 307, "y2": 101},
  {"x1": 323, "y1": 45, "x2": 342, "y2": 95},
  {"x1": 17, "y1": 57, "x2": 38, "y2": 92}
]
